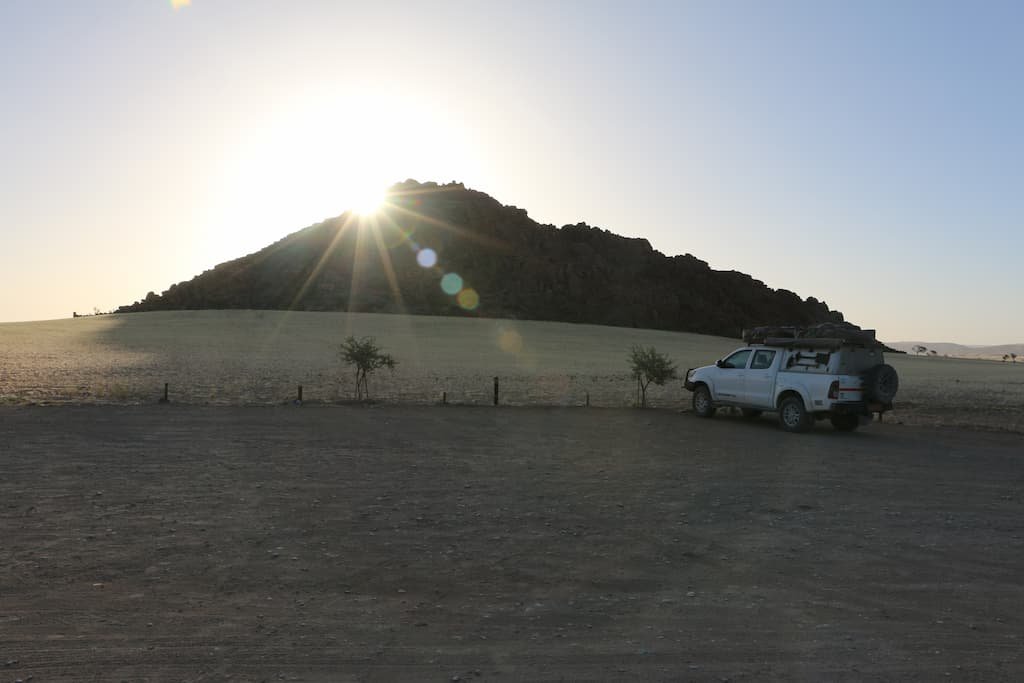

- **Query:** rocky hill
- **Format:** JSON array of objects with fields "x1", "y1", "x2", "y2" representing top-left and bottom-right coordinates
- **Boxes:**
[{"x1": 118, "y1": 180, "x2": 845, "y2": 337}]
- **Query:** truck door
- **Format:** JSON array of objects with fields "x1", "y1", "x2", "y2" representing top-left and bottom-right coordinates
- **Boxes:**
[
  {"x1": 715, "y1": 349, "x2": 752, "y2": 400},
  {"x1": 744, "y1": 349, "x2": 778, "y2": 408}
]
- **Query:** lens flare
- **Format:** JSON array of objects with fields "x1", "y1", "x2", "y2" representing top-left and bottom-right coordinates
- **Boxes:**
[
  {"x1": 170, "y1": 0, "x2": 191, "y2": 9},
  {"x1": 417, "y1": 248, "x2": 437, "y2": 268},
  {"x1": 457, "y1": 288, "x2": 480, "y2": 311},
  {"x1": 498, "y1": 329, "x2": 523, "y2": 354},
  {"x1": 441, "y1": 272, "x2": 463, "y2": 295}
]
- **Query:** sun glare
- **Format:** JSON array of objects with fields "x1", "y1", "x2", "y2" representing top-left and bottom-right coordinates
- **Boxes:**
[
  {"x1": 209, "y1": 85, "x2": 481, "y2": 264},
  {"x1": 349, "y1": 185, "x2": 387, "y2": 215}
]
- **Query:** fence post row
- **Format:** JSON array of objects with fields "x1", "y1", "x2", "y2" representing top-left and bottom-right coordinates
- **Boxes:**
[{"x1": 151, "y1": 377, "x2": 600, "y2": 407}]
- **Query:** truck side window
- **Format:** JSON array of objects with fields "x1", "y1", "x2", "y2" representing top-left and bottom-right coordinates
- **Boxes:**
[
  {"x1": 751, "y1": 350, "x2": 776, "y2": 370},
  {"x1": 723, "y1": 349, "x2": 752, "y2": 369}
]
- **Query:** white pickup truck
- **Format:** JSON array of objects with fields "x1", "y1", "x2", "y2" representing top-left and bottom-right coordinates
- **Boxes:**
[{"x1": 683, "y1": 325, "x2": 898, "y2": 432}]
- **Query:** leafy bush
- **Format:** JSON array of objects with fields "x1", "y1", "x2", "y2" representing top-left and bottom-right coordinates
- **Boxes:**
[
  {"x1": 339, "y1": 336, "x2": 396, "y2": 400},
  {"x1": 629, "y1": 345, "x2": 677, "y2": 408}
]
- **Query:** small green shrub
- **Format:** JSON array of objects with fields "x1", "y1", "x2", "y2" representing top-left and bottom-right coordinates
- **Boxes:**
[
  {"x1": 629, "y1": 345, "x2": 677, "y2": 408},
  {"x1": 339, "y1": 336, "x2": 397, "y2": 400}
]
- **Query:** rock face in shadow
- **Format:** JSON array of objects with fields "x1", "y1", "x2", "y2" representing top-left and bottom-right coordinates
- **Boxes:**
[{"x1": 118, "y1": 180, "x2": 844, "y2": 337}]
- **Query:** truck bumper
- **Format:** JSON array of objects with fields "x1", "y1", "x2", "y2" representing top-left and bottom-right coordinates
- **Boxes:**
[{"x1": 683, "y1": 368, "x2": 695, "y2": 391}]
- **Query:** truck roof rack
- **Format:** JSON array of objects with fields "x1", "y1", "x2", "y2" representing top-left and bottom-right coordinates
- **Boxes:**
[
  {"x1": 762, "y1": 337, "x2": 848, "y2": 350},
  {"x1": 743, "y1": 323, "x2": 881, "y2": 348}
]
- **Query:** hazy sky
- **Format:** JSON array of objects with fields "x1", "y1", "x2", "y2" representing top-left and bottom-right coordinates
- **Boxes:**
[{"x1": 2, "y1": 1, "x2": 1021, "y2": 344}]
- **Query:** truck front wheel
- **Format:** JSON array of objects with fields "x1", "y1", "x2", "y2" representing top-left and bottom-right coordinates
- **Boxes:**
[
  {"x1": 692, "y1": 385, "x2": 716, "y2": 418},
  {"x1": 778, "y1": 395, "x2": 812, "y2": 433}
]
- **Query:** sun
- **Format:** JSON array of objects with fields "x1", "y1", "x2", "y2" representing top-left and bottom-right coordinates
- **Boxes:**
[
  {"x1": 212, "y1": 85, "x2": 480, "y2": 262},
  {"x1": 348, "y1": 184, "x2": 387, "y2": 215}
]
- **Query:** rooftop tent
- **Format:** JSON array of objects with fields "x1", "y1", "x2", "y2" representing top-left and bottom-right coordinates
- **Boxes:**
[{"x1": 742, "y1": 323, "x2": 880, "y2": 349}]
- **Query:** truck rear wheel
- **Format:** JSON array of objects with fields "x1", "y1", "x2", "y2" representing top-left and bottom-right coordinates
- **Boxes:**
[
  {"x1": 778, "y1": 395, "x2": 812, "y2": 433},
  {"x1": 692, "y1": 385, "x2": 716, "y2": 418},
  {"x1": 829, "y1": 413, "x2": 859, "y2": 432}
]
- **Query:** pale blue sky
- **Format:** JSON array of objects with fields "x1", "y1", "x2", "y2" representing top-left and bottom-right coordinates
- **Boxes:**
[{"x1": 1, "y1": 1, "x2": 1021, "y2": 344}]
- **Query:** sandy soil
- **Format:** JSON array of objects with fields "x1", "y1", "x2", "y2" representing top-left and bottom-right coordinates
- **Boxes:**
[{"x1": 1, "y1": 405, "x2": 1022, "y2": 681}]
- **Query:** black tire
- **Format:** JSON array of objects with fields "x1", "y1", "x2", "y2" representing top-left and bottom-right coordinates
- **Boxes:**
[
  {"x1": 863, "y1": 363, "x2": 899, "y2": 403},
  {"x1": 778, "y1": 395, "x2": 812, "y2": 433},
  {"x1": 692, "y1": 385, "x2": 716, "y2": 418},
  {"x1": 829, "y1": 413, "x2": 859, "y2": 432},
  {"x1": 741, "y1": 408, "x2": 762, "y2": 419}
]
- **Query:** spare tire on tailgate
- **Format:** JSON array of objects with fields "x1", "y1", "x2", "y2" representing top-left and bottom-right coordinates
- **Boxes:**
[{"x1": 863, "y1": 363, "x2": 899, "y2": 403}]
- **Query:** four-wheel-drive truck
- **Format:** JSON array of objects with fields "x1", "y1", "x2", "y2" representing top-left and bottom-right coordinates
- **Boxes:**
[{"x1": 683, "y1": 324, "x2": 899, "y2": 432}]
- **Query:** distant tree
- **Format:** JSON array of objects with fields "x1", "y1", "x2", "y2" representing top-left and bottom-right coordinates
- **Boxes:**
[
  {"x1": 629, "y1": 345, "x2": 677, "y2": 408},
  {"x1": 1012, "y1": 353, "x2": 1018, "y2": 364},
  {"x1": 929, "y1": 349, "x2": 938, "y2": 356},
  {"x1": 913, "y1": 345, "x2": 927, "y2": 356},
  {"x1": 338, "y1": 336, "x2": 396, "y2": 400},
  {"x1": 1004, "y1": 354, "x2": 1010, "y2": 363}
]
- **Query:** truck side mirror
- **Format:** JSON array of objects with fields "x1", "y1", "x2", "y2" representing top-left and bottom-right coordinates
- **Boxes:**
[{"x1": 716, "y1": 359, "x2": 725, "y2": 368}]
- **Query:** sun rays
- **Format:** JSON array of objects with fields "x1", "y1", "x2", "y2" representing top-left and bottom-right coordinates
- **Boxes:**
[
  {"x1": 230, "y1": 181, "x2": 512, "y2": 365},
  {"x1": 290, "y1": 183, "x2": 502, "y2": 321}
]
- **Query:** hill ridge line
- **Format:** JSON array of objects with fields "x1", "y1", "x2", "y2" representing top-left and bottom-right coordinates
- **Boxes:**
[{"x1": 119, "y1": 179, "x2": 846, "y2": 338}]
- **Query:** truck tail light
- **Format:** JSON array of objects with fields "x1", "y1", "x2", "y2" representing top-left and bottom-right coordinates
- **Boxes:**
[{"x1": 828, "y1": 380, "x2": 840, "y2": 399}]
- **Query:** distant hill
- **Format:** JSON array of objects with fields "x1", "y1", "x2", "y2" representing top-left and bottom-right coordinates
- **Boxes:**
[
  {"x1": 891, "y1": 341, "x2": 1024, "y2": 360},
  {"x1": 118, "y1": 180, "x2": 846, "y2": 338}
]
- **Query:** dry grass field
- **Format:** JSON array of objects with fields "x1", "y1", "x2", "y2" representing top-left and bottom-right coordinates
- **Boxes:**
[{"x1": 1, "y1": 310, "x2": 1022, "y2": 431}]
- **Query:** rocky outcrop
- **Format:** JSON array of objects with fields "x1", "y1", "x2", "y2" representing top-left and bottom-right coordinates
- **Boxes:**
[{"x1": 119, "y1": 180, "x2": 845, "y2": 337}]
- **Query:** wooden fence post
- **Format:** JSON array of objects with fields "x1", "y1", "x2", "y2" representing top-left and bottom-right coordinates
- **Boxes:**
[
  {"x1": 493, "y1": 377, "x2": 499, "y2": 406},
  {"x1": 159, "y1": 383, "x2": 169, "y2": 404}
]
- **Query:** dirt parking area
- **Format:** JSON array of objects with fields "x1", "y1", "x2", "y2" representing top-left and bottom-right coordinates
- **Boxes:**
[{"x1": 1, "y1": 406, "x2": 1022, "y2": 681}]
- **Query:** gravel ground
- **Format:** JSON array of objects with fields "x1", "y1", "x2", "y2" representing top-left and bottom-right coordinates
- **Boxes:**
[{"x1": 1, "y1": 405, "x2": 1022, "y2": 681}]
